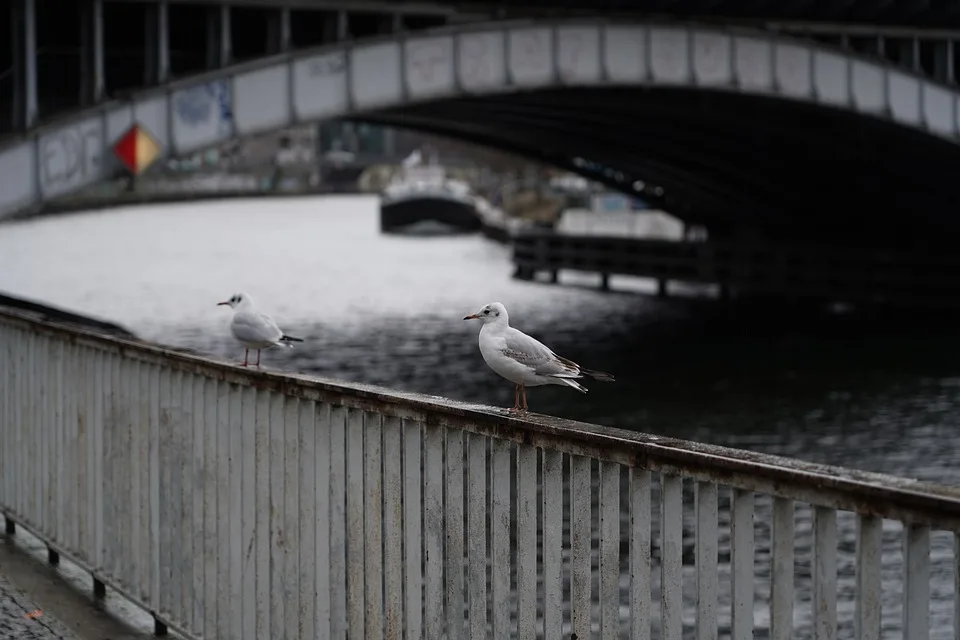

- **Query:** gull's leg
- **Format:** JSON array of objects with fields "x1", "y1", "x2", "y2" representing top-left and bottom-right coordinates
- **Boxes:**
[
  {"x1": 511, "y1": 384, "x2": 521, "y2": 411},
  {"x1": 521, "y1": 384, "x2": 529, "y2": 411},
  {"x1": 242, "y1": 349, "x2": 249, "y2": 367},
  {"x1": 255, "y1": 350, "x2": 261, "y2": 367}
]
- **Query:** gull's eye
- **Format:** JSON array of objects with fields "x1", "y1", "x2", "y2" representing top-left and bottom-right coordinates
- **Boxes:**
[{"x1": 483, "y1": 309, "x2": 490, "y2": 315}]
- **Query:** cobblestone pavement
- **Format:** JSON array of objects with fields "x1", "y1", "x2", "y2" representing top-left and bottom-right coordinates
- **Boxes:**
[{"x1": 0, "y1": 571, "x2": 78, "y2": 640}]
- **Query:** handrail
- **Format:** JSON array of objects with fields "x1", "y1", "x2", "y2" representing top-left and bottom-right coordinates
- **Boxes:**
[{"x1": 3, "y1": 303, "x2": 958, "y2": 529}]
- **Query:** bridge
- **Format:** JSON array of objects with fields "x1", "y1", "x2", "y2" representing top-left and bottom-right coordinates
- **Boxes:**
[
  {"x1": 3, "y1": 293, "x2": 960, "y2": 639},
  {"x1": 3, "y1": 0, "x2": 960, "y2": 250}
]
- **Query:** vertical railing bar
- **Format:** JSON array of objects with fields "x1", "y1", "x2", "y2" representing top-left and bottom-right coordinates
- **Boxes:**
[
  {"x1": 730, "y1": 489, "x2": 754, "y2": 640},
  {"x1": 599, "y1": 461, "x2": 620, "y2": 640},
  {"x1": 490, "y1": 439, "x2": 512, "y2": 640},
  {"x1": 855, "y1": 515, "x2": 881, "y2": 640},
  {"x1": 305, "y1": 401, "x2": 326, "y2": 639},
  {"x1": 954, "y1": 534, "x2": 960, "y2": 640},
  {"x1": 157, "y1": 367, "x2": 172, "y2": 620},
  {"x1": 516, "y1": 445, "x2": 537, "y2": 640},
  {"x1": 382, "y1": 416, "x2": 403, "y2": 640},
  {"x1": 177, "y1": 370, "x2": 193, "y2": 629},
  {"x1": 402, "y1": 419, "x2": 424, "y2": 640},
  {"x1": 128, "y1": 359, "x2": 143, "y2": 596},
  {"x1": 364, "y1": 412, "x2": 385, "y2": 640},
  {"x1": 329, "y1": 405, "x2": 348, "y2": 637},
  {"x1": 240, "y1": 386, "x2": 257, "y2": 639},
  {"x1": 214, "y1": 377, "x2": 231, "y2": 635},
  {"x1": 630, "y1": 468, "x2": 651, "y2": 640},
  {"x1": 51, "y1": 339, "x2": 62, "y2": 548},
  {"x1": 467, "y1": 434, "x2": 487, "y2": 640},
  {"x1": 446, "y1": 429, "x2": 466, "y2": 640},
  {"x1": 542, "y1": 450, "x2": 563, "y2": 640},
  {"x1": 812, "y1": 506, "x2": 837, "y2": 640},
  {"x1": 570, "y1": 455, "x2": 592, "y2": 640},
  {"x1": 696, "y1": 481, "x2": 719, "y2": 640},
  {"x1": 903, "y1": 523, "x2": 931, "y2": 640},
  {"x1": 770, "y1": 497, "x2": 795, "y2": 640},
  {"x1": 0, "y1": 326, "x2": 8, "y2": 518},
  {"x1": 226, "y1": 382, "x2": 243, "y2": 640},
  {"x1": 268, "y1": 394, "x2": 287, "y2": 640},
  {"x1": 346, "y1": 408, "x2": 366, "y2": 640},
  {"x1": 170, "y1": 368, "x2": 186, "y2": 625},
  {"x1": 254, "y1": 386, "x2": 272, "y2": 638},
  {"x1": 661, "y1": 474, "x2": 683, "y2": 640},
  {"x1": 202, "y1": 377, "x2": 219, "y2": 638},
  {"x1": 137, "y1": 360, "x2": 151, "y2": 603},
  {"x1": 148, "y1": 364, "x2": 160, "y2": 611},
  {"x1": 424, "y1": 423, "x2": 445, "y2": 638},
  {"x1": 190, "y1": 375, "x2": 205, "y2": 634}
]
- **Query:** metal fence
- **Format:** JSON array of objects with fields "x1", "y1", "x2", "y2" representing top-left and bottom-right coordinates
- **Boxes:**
[{"x1": 3, "y1": 306, "x2": 960, "y2": 639}]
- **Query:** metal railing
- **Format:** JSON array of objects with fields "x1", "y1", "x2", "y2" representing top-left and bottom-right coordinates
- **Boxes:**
[{"x1": 2, "y1": 306, "x2": 960, "y2": 639}]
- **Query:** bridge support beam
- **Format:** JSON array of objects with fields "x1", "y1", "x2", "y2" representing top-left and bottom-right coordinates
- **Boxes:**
[
  {"x1": 267, "y1": 8, "x2": 292, "y2": 54},
  {"x1": 79, "y1": 0, "x2": 105, "y2": 105},
  {"x1": 22, "y1": 0, "x2": 38, "y2": 129},
  {"x1": 934, "y1": 41, "x2": 955, "y2": 84},
  {"x1": 204, "y1": 5, "x2": 231, "y2": 69},
  {"x1": 143, "y1": 1, "x2": 170, "y2": 86}
]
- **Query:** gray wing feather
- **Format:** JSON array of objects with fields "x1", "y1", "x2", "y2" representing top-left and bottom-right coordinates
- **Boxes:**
[
  {"x1": 232, "y1": 311, "x2": 283, "y2": 343},
  {"x1": 502, "y1": 329, "x2": 581, "y2": 378}
]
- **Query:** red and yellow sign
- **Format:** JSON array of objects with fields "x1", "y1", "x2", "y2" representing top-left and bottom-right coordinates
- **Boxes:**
[{"x1": 113, "y1": 124, "x2": 162, "y2": 176}]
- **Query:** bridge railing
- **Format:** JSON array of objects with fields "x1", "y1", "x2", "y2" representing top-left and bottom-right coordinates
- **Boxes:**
[{"x1": 2, "y1": 306, "x2": 960, "y2": 640}]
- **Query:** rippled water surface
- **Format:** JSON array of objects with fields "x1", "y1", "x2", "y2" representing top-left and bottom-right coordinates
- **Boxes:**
[{"x1": 2, "y1": 196, "x2": 960, "y2": 638}]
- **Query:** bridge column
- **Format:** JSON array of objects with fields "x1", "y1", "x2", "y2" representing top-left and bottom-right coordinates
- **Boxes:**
[
  {"x1": 79, "y1": 0, "x2": 106, "y2": 106},
  {"x1": 934, "y1": 41, "x2": 955, "y2": 84},
  {"x1": 898, "y1": 38, "x2": 919, "y2": 72},
  {"x1": 157, "y1": 0, "x2": 169, "y2": 83},
  {"x1": 219, "y1": 5, "x2": 231, "y2": 66},
  {"x1": 22, "y1": 0, "x2": 38, "y2": 128},
  {"x1": 267, "y1": 8, "x2": 292, "y2": 53},
  {"x1": 143, "y1": 1, "x2": 170, "y2": 85}
]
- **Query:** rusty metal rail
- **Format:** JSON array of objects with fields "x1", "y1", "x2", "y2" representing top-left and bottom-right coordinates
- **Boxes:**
[{"x1": 1, "y1": 306, "x2": 959, "y2": 639}]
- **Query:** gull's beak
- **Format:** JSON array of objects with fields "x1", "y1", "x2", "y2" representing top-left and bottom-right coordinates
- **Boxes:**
[
  {"x1": 463, "y1": 313, "x2": 479, "y2": 320},
  {"x1": 217, "y1": 301, "x2": 230, "y2": 306}
]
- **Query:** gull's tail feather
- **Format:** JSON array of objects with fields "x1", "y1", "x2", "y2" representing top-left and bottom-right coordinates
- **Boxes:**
[
  {"x1": 558, "y1": 378, "x2": 588, "y2": 393},
  {"x1": 279, "y1": 334, "x2": 304, "y2": 347},
  {"x1": 581, "y1": 368, "x2": 615, "y2": 382}
]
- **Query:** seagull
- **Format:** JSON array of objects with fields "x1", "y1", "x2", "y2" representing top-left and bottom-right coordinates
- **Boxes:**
[
  {"x1": 217, "y1": 292, "x2": 303, "y2": 367},
  {"x1": 464, "y1": 302, "x2": 615, "y2": 412}
]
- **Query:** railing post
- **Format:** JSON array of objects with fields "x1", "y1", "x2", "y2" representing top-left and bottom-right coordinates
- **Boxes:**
[{"x1": 23, "y1": 0, "x2": 38, "y2": 128}]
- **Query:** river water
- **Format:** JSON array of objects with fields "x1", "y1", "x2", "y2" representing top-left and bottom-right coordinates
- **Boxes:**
[{"x1": 1, "y1": 196, "x2": 960, "y2": 638}]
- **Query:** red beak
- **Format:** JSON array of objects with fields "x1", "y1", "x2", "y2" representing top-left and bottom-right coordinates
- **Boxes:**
[
  {"x1": 463, "y1": 313, "x2": 479, "y2": 320},
  {"x1": 217, "y1": 301, "x2": 230, "y2": 306}
]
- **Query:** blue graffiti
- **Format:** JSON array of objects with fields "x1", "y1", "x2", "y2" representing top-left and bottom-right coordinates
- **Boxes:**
[{"x1": 175, "y1": 80, "x2": 232, "y2": 134}]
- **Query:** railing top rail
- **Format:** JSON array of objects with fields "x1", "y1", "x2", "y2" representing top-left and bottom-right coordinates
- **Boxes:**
[{"x1": 4, "y1": 304, "x2": 960, "y2": 529}]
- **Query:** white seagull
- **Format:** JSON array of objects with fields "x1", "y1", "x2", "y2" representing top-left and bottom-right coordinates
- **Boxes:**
[
  {"x1": 217, "y1": 292, "x2": 303, "y2": 367},
  {"x1": 464, "y1": 302, "x2": 615, "y2": 412}
]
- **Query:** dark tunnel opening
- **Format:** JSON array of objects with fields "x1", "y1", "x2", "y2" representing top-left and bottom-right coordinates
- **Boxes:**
[{"x1": 364, "y1": 85, "x2": 960, "y2": 251}]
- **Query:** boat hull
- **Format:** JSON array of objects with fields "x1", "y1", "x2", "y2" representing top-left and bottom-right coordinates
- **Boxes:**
[{"x1": 380, "y1": 196, "x2": 483, "y2": 235}]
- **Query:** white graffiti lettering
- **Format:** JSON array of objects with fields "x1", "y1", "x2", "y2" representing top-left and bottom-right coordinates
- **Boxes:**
[{"x1": 39, "y1": 121, "x2": 103, "y2": 196}]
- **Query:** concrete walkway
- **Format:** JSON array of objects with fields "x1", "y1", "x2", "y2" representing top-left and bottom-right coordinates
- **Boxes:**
[{"x1": 0, "y1": 521, "x2": 155, "y2": 640}]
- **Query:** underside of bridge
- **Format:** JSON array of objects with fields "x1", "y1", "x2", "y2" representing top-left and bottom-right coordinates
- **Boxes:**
[{"x1": 366, "y1": 87, "x2": 960, "y2": 249}]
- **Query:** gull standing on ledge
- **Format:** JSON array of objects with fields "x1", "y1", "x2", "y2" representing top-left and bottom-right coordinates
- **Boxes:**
[
  {"x1": 217, "y1": 292, "x2": 303, "y2": 367},
  {"x1": 464, "y1": 302, "x2": 615, "y2": 412}
]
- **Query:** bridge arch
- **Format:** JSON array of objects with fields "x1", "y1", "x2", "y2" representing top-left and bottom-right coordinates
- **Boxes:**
[{"x1": 1, "y1": 18, "x2": 958, "y2": 239}]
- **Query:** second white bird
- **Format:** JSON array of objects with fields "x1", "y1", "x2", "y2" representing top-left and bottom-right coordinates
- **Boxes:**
[
  {"x1": 217, "y1": 292, "x2": 303, "y2": 367},
  {"x1": 464, "y1": 302, "x2": 614, "y2": 411}
]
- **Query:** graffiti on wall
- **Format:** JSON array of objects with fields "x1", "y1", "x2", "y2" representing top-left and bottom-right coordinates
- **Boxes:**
[
  {"x1": 173, "y1": 79, "x2": 233, "y2": 140},
  {"x1": 39, "y1": 119, "x2": 104, "y2": 198}
]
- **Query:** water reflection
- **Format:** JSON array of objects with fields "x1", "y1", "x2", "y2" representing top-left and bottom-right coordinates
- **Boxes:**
[{"x1": 2, "y1": 196, "x2": 960, "y2": 638}]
